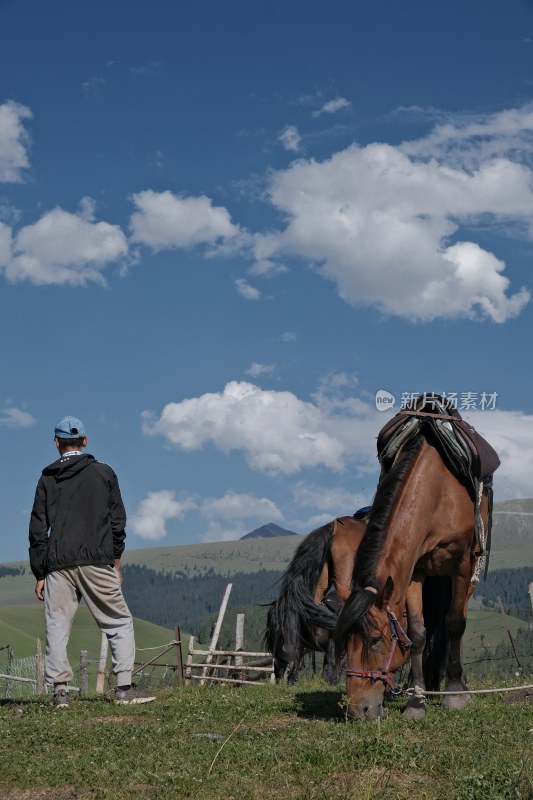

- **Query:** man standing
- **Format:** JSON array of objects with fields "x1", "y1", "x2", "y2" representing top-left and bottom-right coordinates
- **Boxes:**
[{"x1": 29, "y1": 416, "x2": 155, "y2": 708}]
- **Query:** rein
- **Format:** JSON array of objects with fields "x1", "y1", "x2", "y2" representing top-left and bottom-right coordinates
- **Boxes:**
[{"x1": 345, "y1": 603, "x2": 412, "y2": 692}]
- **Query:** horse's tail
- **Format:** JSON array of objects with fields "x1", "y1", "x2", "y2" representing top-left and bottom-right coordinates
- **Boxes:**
[
  {"x1": 422, "y1": 576, "x2": 452, "y2": 691},
  {"x1": 263, "y1": 521, "x2": 338, "y2": 679}
]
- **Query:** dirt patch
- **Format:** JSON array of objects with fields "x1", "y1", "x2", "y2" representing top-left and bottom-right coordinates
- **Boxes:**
[
  {"x1": 321, "y1": 768, "x2": 436, "y2": 796},
  {"x1": 2, "y1": 787, "x2": 157, "y2": 800},
  {"x1": 504, "y1": 689, "x2": 533, "y2": 704}
]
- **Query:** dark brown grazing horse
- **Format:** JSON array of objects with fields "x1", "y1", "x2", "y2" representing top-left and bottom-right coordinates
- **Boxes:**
[
  {"x1": 335, "y1": 397, "x2": 498, "y2": 720},
  {"x1": 264, "y1": 514, "x2": 367, "y2": 683}
]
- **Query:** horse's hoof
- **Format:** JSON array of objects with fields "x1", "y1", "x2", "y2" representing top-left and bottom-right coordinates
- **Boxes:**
[
  {"x1": 443, "y1": 682, "x2": 471, "y2": 710},
  {"x1": 443, "y1": 692, "x2": 471, "y2": 710},
  {"x1": 401, "y1": 700, "x2": 426, "y2": 720}
]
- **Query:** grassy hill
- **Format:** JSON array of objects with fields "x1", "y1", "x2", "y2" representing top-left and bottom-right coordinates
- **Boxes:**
[
  {"x1": 489, "y1": 498, "x2": 533, "y2": 567},
  {"x1": 0, "y1": 604, "x2": 177, "y2": 664},
  {"x1": 1, "y1": 498, "x2": 531, "y2": 664},
  {"x1": 463, "y1": 608, "x2": 526, "y2": 651},
  {"x1": 3, "y1": 498, "x2": 531, "y2": 587}
]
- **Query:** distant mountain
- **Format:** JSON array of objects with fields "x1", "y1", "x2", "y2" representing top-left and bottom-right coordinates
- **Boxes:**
[{"x1": 240, "y1": 522, "x2": 299, "y2": 540}]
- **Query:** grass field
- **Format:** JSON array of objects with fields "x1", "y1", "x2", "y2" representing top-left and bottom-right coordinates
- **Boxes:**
[{"x1": 0, "y1": 678, "x2": 531, "y2": 800}]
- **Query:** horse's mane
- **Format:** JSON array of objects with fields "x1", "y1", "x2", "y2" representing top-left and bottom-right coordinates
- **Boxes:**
[
  {"x1": 334, "y1": 432, "x2": 425, "y2": 654},
  {"x1": 353, "y1": 432, "x2": 425, "y2": 589},
  {"x1": 264, "y1": 520, "x2": 338, "y2": 666}
]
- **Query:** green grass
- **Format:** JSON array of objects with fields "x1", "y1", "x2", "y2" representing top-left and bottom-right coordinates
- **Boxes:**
[{"x1": 0, "y1": 678, "x2": 531, "y2": 800}]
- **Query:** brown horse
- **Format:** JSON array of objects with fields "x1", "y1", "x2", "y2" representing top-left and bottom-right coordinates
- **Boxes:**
[
  {"x1": 265, "y1": 514, "x2": 367, "y2": 683},
  {"x1": 335, "y1": 397, "x2": 498, "y2": 720}
]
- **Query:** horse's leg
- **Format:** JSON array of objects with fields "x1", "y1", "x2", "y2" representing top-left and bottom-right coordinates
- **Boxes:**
[
  {"x1": 318, "y1": 522, "x2": 358, "y2": 684},
  {"x1": 330, "y1": 526, "x2": 358, "y2": 601},
  {"x1": 442, "y1": 557, "x2": 474, "y2": 710},
  {"x1": 314, "y1": 562, "x2": 330, "y2": 604},
  {"x1": 402, "y1": 579, "x2": 427, "y2": 720}
]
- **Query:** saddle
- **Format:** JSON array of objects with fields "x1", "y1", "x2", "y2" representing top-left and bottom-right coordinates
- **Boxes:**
[
  {"x1": 377, "y1": 393, "x2": 500, "y2": 495},
  {"x1": 376, "y1": 394, "x2": 500, "y2": 582}
]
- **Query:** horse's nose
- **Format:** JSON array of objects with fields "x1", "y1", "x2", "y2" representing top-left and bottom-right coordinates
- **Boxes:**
[{"x1": 347, "y1": 698, "x2": 384, "y2": 721}]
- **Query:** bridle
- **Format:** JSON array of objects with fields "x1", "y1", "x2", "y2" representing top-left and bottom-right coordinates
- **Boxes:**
[{"x1": 345, "y1": 600, "x2": 412, "y2": 692}]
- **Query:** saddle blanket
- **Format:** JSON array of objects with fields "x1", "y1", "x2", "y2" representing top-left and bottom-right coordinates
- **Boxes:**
[{"x1": 377, "y1": 393, "x2": 500, "y2": 488}]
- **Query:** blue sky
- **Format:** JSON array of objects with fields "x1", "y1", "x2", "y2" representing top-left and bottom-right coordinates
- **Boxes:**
[{"x1": 2, "y1": 0, "x2": 533, "y2": 562}]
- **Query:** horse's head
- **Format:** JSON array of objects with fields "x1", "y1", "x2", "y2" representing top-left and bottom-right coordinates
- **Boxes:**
[{"x1": 337, "y1": 577, "x2": 411, "y2": 720}]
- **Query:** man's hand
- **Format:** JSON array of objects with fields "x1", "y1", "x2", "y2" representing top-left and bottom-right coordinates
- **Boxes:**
[
  {"x1": 114, "y1": 559, "x2": 123, "y2": 587},
  {"x1": 35, "y1": 580, "x2": 45, "y2": 601}
]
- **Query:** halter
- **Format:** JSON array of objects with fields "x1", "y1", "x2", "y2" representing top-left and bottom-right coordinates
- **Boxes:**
[{"x1": 345, "y1": 603, "x2": 412, "y2": 692}]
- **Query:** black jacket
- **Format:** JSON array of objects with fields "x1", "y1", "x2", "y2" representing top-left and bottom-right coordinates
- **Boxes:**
[{"x1": 29, "y1": 453, "x2": 127, "y2": 580}]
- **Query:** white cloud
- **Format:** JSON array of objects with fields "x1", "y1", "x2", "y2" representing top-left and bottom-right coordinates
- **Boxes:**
[
  {"x1": 248, "y1": 258, "x2": 287, "y2": 277},
  {"x1": 245, "y1": 362, "x2": 274, "y2": 378},
  {"x1": 288, "y1": 480, "x2": 372, "y2": 536},
  {"x1": 281, "y1": 331, "x2": 297, "y2": 342},
  {"x1": 254, "y1": 107, "x2": 533, "y2": 322},
  {"x1": 400, "y1": 105, "x2": 533, "y2": 169},
  {"x1": 279, "y1": 125, "x2": 301, "y2": 152},
  {"x1": 467, "y1": 409, "x2": 533, "y2": 499},
  {"x1": 129, "y1": 190, "x2": 240, "y2": 250},
  {"x1": 235, "y1": 278, "x2": 260, "y2": 300},
  {"x1": 3, "y1": 207, "x2": 128, "y2": 286},
  {"x1": 198, "y1": 523, "x2": 240, "y2": 543},
  {"x1": 313, "y1": 371, "x2": 359, "y2": 404},
  {"x1": 313, "y1": 97, "x2": 351, "y2": 117},
  {"x1": 0, "y1": 407, "x2": 36, "y2": 428},
  {"x1": 0, "y1": 101, "x2": 31, "y2": 182},
  {"x1": 292, "y1": 482, "x2": 360, "y2": 514},
  {"x1": 142, "y1": 381, "x2": 378, "y2": 475},
  {"x1": 201, "y1": 491, "x2": 283, "y2": 522},
  {"x1": 130, "y1": 490, "x2": 195, "y2": 541},
  {"x1": 82, "y1": 77, "x2": 106, "y2": 97},
  {"x1": 198, "y1": 490, "x2": 283, "y2": 542},
  {"x1": 0, "y1": 222, "x2": 11, "y2": 267}
]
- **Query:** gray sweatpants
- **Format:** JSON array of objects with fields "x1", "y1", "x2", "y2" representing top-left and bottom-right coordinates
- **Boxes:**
[{"x1": 44, "y1": 564, "x2": 135, "y2": 688}]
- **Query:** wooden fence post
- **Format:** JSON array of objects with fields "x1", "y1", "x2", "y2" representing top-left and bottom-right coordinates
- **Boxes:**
[
  {"x1": 95, "y1": 633, "x2": 109, "y2": 694},
  {"x1": 80, "y1": 651, "x2": 89, "y2": 695},
  {"x1": 185, "y1": 636, "x2": 195, "y2": 686},
  {"x1": 4, "y1": 645, "x2": 13, "y2": 699},
  {"x1": 497, "y1": 595, "x2": 522, "y2": 672},
  {"x1": 36, "y1": 638, "x2": 45, "y2": 695},
  {"x1": 200, "y1": 583, "x2": 232, "y2": 685},
  {"x1": 175, "y1": 625, "x2": 184, "y2": 687},
  {"x1": 235, "y1": 614, "x2": 244, "y2": 683}
]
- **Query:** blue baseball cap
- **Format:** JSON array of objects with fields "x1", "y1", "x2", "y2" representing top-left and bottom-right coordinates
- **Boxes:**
[{"x1": 54, "y1": 416, "x2": 86, "y2": 439}]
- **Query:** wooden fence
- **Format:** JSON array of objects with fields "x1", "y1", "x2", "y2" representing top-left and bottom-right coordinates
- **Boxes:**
[
  {"x1": 184, "y1": 583, "x2": 274, "y2": 686},
  {"x1": 0, "y1": 583, "x2": 274, "y2": 694},
  {"x1": 185, "y1": 635, "x2": 274, "y2": 686}
]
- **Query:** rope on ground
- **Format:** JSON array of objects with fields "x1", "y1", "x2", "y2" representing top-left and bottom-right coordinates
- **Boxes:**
[{"x1": 405, "y1": 682, "x2": 533, "y2": 698}]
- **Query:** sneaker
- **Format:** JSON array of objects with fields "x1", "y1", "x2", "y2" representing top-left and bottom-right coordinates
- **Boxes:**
[
  {"x1": 114, "y1": 685, "x2": 156, "y2": 705},
  {"x1": 53, "y1": 688, "x2": 69, "y2": 709}
]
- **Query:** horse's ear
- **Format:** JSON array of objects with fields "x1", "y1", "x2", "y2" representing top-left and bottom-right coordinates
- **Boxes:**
[{"x1": 377, "y1": 576, "x2": 394, "y2": 609}]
